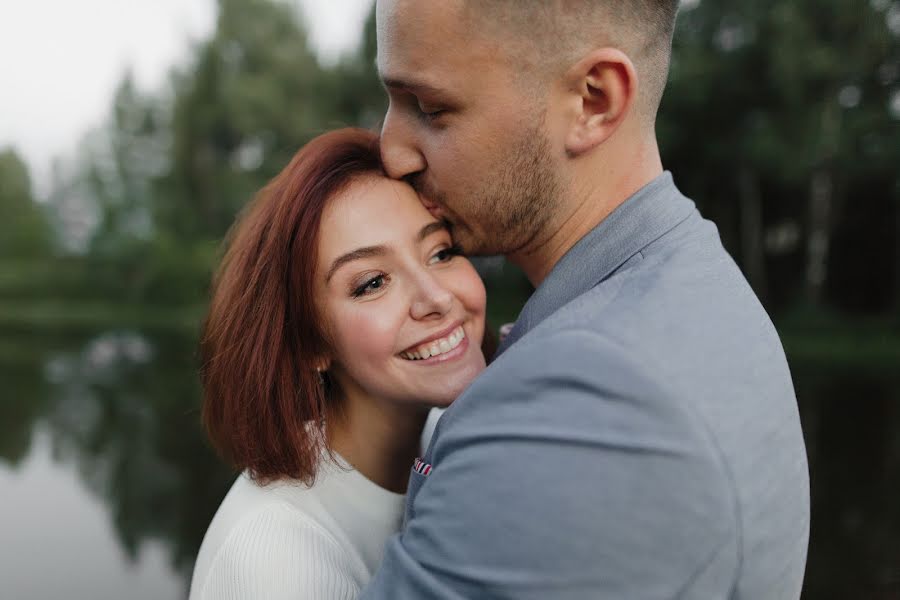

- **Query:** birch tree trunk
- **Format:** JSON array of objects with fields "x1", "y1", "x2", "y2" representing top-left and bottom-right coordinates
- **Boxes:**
[
  {"x1": 805, "y1": 169, "x2": 834, "y2": 306},
  {"x1": 895, "y1": 197, "x2": 900, "y2": 317},
  {"x1": 739, "y1": 166, "x2": 768, "y2": 304}
]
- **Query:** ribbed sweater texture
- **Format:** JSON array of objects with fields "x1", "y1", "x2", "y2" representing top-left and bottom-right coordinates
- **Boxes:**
[{"x1": 189, "y1": 455, "x2": 405, "y2": 600}]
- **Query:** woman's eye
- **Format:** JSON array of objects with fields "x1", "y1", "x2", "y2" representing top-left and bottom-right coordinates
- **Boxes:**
[
  {"x1": 352, "y1": 275, "x2": 387, "y2": 298},
  {"x1": 428, "y1": 245, "x2": 464, "y2": 265}
]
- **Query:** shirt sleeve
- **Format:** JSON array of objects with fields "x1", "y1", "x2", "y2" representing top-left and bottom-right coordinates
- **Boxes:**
[
  {"x1": 362, "y1": 329, "x2": 740, "y2": 599},
  {"x1": 198, "y1": 503, "x2": 359, "y2": 600}
]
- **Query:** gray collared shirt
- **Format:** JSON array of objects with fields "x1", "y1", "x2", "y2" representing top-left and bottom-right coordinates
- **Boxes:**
[{"x1": 363, "y1": 172, "x2": 810, "y2": 599}]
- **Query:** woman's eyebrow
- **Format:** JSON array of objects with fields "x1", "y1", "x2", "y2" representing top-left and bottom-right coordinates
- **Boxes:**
[
  {"x1": 325, "y1": 222, "x2": 448, "y2": 283},
  {"x1": 417, "y1": 221, "x2": 448, "y2": 242},
  {"x1": 325, "y1": 246, "x2": 386, "y2": 283}
]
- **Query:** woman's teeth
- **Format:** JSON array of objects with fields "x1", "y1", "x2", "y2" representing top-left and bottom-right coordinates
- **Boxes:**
[{"x1": 401, "y1": 326, "x2": 466, "y2": 361}]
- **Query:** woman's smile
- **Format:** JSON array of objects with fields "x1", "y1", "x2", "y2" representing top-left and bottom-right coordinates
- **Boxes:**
[{"x1": 399, "y1": 323, "x2": 470, "y2": 363}]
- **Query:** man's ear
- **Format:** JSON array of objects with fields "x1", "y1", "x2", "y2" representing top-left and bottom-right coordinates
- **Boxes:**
[{"x1": 564, "y1": 48, "x2": 637, "y2": 157}]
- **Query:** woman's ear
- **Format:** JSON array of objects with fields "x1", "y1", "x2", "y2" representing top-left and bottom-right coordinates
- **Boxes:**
[{"x1": 563, "y1": 48, "x2": 637, "y2": 157}]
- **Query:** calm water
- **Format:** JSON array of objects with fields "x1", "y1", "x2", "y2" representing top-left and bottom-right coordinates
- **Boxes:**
[{"x1": 1, "y1": 329, "x2": 898, "y2": 599}]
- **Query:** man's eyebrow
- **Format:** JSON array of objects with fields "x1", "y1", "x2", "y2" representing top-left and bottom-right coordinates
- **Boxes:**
[
  {"x1": 381, "y1": 75, "x2": 446, "y2": 97},
  {"x1": 325, "y1": 246, "x2": 386, "y2": 283}
]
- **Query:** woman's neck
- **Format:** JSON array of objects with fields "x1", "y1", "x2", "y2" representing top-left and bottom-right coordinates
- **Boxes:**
[{"x1": 327, "y1": 389, "x2": 429, "y2": 494}]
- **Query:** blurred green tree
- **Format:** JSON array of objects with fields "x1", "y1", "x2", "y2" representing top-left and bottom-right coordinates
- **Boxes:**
[
  {"x1": 159, "y1": 0, "x2": 341, "y2": 242},
  {"x1": 662, "y1": 0, "x2": 900, "y2": 314},
  {"x1": 0, "y1": 149, "x2": 54, "y2": 258},
  {"x1": 30, "y1": 0, "x2": 900, "y2": 318},
  {"x1": 325, "y1": 6, "x2": 387, "y2": 129},
  {"x1": 84, "y1": 74, "x2": 166, "y2": 256},
  {"x1": 61, "y1": 0, "x2": 389, "y2": 306}
]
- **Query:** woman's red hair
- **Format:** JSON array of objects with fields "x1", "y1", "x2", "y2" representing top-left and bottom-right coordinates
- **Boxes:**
[{"x1": 200, "y1": 128, "x2": 383, "y2": 484}]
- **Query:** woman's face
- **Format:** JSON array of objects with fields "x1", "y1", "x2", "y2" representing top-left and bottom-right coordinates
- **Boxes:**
[{"x1": 315, "y1": 176, "x2": 487, "y2": 409}]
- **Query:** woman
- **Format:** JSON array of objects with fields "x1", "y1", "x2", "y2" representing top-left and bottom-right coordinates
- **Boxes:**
[{"x1": 189, "y1": 128, "x2": 487, "y2": 599}]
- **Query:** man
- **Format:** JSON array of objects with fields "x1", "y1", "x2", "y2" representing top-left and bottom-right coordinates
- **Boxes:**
[{"x1": 364, "y1": 1, "x2": 810, "y2": 598}]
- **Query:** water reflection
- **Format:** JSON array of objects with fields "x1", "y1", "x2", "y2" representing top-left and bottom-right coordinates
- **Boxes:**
[
  {"x1": 0, "y1": 429, "x2": 182, "y2": 599},
  {"x1": 1, "y1": 330, "x2": 234, "y2": 599},
  {"x1": 0, "y1": 348, "x2": 51, "y2": 467},
  {"x1": 1, "y1": 330, "x2": 898, "y2": 599},
  {"x1": 795, "y1": 365, "x2": 900, "y2": 599}
]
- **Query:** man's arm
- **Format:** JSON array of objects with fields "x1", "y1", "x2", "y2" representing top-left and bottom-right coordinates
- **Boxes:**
[{"x1": 362, "y1": 330, "x2": 739, "y2": 599}]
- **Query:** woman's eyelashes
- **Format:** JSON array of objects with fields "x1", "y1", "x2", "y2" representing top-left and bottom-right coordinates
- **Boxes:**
[
  {"x1": 348, "y1": 246, "x2": 463, "y2": 298},
  {"x1": 428, "y1": 244, "x2": 464, "y2": 265},
  {"x1": 351, "y1": 273, "x2": 389, "y2": 298}
]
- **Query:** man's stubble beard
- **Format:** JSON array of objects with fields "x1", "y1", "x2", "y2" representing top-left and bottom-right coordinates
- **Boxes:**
[{"x1": 412, "y1": 123, "x2": 561, "y2": 257}]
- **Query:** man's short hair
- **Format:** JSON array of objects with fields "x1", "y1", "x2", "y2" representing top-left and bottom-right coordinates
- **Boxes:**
[{"x1": 464, "y1": 0, "x2": 680, "y2": 122}]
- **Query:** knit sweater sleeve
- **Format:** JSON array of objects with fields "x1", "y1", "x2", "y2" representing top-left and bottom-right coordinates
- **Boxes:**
[{"x1": 195, "y1": 502, "x2": 359, "y2": 600}]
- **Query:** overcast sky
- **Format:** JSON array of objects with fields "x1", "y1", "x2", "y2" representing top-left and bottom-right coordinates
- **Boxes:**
[{"x1": 0, "y1": 0, "x2": 373, "y2": 191}]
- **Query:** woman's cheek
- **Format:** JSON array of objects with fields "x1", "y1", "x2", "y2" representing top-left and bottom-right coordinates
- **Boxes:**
[
  {"x1": 336, "y1": 303, "x2": 404, "y2": 364},
  {"x1": 453, "y1": 263, "x2": 487, "y2": 325}
]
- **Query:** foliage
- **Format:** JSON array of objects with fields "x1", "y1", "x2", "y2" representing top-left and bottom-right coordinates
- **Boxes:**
[
  {"x1": 0, "y1": 149, "x2": 54, "y2": 258},
  {"x1": 661, "y1": 0, "x2": 900, "y2": 312},
  {"x1": 160, "y1": 0, "x2": 334, "y2": 241},
  {"x1": 0, "y1": 0, "x2": 897, "y2": 322}
]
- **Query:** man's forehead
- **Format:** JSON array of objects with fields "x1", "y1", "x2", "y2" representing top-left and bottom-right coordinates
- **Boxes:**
[{"x1": 376, "y1": 0, "x2": 474, "y2": 82}]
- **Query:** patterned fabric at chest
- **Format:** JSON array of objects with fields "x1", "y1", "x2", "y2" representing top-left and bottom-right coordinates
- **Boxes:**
[{"x1": 412, "y1": 458, "x2": 432, "y2": 477}]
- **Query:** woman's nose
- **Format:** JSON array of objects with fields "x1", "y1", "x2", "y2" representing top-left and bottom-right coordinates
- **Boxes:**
[{"x1": 409, "y1": 274, "x2": 454, "y2": 321}]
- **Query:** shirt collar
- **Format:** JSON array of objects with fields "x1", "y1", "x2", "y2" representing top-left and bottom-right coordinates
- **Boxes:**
[{"x1": 495, "y1": 172, "x2": 695, "y2": 356}]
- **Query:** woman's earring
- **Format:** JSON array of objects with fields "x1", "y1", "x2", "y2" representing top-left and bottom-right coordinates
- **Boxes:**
[{"x1": 316, "y1": 368, "x2": 325, "y2": 386}]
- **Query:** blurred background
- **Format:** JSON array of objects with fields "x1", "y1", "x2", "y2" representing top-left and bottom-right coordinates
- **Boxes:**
[{"x1": 1, "y1": 0, "x2": 898, "y2": 598}]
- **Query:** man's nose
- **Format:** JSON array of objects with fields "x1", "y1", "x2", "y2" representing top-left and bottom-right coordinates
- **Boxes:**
[
  {"x1": 381, "y1": 109, "x2": 427, "y2": 180},
  {"x1": 409, "y1": 273, "x2": 454, "y2": 321}
]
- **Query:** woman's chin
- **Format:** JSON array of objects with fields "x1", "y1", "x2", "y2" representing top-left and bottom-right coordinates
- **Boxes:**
[
  {"x1": 413, "y1": 372, "x2": 483, "y2": 409},
  {"x1": 394, "y1": 348, "x2": 486, "y2": 409},
  {"x1": 426, "y1": 395, "x2": 456, "y2": 409},
  {"x1": 414, "y1": 385, "x2": 460, "y2": 409}
]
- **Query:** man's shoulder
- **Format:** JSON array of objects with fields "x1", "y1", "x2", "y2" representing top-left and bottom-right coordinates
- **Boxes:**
[
  {"x1": 485, "y1": 326, "x2": 647, "y2": 391},
  {"x1": 507, "y1": 215, "x2": 780, "y2": 387},
  {"x1": 439, "y1": 326, "x2": 701, "y2": 449}
]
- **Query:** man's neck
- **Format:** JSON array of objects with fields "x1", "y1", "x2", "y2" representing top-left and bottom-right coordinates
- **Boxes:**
[{"x1": 509, "y1": 140, "x2": 663, "y2": 287}]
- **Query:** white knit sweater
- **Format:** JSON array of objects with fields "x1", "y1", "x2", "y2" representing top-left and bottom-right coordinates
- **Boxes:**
[{"x1": 188, "y1": 454, "x2": 405, "y2": 600}]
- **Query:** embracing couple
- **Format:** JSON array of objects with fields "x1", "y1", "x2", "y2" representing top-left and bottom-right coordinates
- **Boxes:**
[{"x1": 189, "y1": 1, "x2": 810, "y2": 599}]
